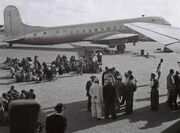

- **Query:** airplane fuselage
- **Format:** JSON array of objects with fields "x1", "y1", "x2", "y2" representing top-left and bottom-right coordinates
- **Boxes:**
[{"x1": 16, "y1": 17, "x2": 170, "y2": 45}]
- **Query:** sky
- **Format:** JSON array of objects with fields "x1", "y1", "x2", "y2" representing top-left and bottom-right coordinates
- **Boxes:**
[{"x1": 0, "y1": 0, "x2": 180, "y2": 27}]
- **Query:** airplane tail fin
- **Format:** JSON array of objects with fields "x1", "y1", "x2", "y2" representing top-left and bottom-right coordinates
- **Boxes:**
[{"x1": 4, "y1": 5, "x2": 24, "y2": 36}]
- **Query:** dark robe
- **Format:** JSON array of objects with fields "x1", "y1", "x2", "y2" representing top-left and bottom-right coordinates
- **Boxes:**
[
  {"x1": 125, "y1": 80, "x2": 135, "y2": 114},
  {"x1": 150, "y1": 79, "x2": 159, "y2": 110}
]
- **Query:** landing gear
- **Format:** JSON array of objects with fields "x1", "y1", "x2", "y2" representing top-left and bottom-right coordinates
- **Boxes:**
[
  {"x1": 117, "y1": 43, "x2": 126, "y2": 53},
  {"x1": 9, "y1": 43, "x2": 13, "y2": 47}
]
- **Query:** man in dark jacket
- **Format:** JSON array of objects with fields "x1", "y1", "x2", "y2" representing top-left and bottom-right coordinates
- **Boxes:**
[
  {"x1": 46, "y1": 103, "x2": 67, "y2": 133},
  {"x1": 86, "y1": 75, "x2": 95, "y2": 111},
  {"x1": 103, "y1": 78, "x2": 116, "y2": 119}
]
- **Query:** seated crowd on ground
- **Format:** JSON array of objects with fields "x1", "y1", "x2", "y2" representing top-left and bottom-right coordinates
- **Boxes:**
[
  {"x1": 0, "y1": 85, "x2": 36, "y2": 125},
  {"x1": 0, "y1": 86, "x2": 36, "y2": 112},
  {"x1": 2, "y1": 52, "x2": 102, "y2": 83}
]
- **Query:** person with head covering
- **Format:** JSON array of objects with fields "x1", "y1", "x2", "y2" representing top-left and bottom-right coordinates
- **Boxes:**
[
  {"x1": 46, "y1": 103, "x2": 67, "y2": 133},
  {"x1": 103, "y1": 78, "x2": 116, "y2": 119},
  {"x1": 150, "y1": 73, "x2": 159, "y2": 110},
  {"x1": 89, "y1": 77, "x2": 103, "y2": 119},
  {"x1": 86, "y1": 75, "x2": 96, "y2": 111}
]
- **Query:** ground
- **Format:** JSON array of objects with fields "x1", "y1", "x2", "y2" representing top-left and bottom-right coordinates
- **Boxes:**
[{"x1": 0, "y1": 41, "x2": 180, "y2": 133}]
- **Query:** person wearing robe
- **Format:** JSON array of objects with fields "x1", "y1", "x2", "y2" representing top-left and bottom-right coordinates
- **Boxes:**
[{"x1": 150, "y1": 73, "x2": 159, "y2": 110}]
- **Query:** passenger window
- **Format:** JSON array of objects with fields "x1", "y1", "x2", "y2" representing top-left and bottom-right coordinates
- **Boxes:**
[
  {"x1": 95, "y1": 28, "x2": 98, "y2": 32},
  {"x1": 43, "y1": 32, "x2": 46, "y2": 35}
]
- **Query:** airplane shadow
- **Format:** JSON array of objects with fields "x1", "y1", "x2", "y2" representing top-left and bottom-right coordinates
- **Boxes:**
[{"x1": 39, "y1": 100, "x2": 180, "y2": 133}]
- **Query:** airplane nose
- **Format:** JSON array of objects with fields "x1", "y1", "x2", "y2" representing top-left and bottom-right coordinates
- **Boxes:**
[{"x1": 165, "y1": 20, "x2": 171, "y2": 26}]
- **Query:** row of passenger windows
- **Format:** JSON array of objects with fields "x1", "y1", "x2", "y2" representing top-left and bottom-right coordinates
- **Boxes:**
[{"x1": 34, "y1": 26, "x2": 124, "y2": 36}]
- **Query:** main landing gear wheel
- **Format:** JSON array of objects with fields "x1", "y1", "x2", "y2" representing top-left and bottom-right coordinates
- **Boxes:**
[
  {"x1": 9, "y1": 43, "x2": 13, "y2": 47},
  {"x1": 117, "y1": 44, "x2": 126, "y2": 53}
]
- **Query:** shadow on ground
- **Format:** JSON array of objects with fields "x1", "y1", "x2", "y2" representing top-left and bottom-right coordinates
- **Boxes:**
[{"x1": 37, "y1": 100, "x2": 180, "y2": 133}]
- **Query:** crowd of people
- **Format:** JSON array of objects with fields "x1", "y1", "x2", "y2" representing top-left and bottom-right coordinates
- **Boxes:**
[
  {"x1": 0, "y1": 86, "x2": 36, "y2": 124},
  {"x1": 2, "y1": 52, "x2": 102, "y2": 83},
  {"x1": 85, "y1": 59, "x2": 180, "y2": 120},
  {"x1": 86, "y1": 66, "x2": 137, "y2": 120}
]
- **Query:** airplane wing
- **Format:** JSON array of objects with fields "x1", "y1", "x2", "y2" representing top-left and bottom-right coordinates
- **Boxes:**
[
  {"x1": 124, "y1": 22, "x2": 180, "y2": 52},
  {"x1": 84, "y1": 32, "x2": 138, "y2": 44}
]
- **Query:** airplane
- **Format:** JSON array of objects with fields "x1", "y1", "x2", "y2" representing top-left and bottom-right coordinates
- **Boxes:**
[
  {"x1": 125, "y1": 22, "x2": 180, "y2": 53},
  {"x1": 2, "y1": 5, "x2": 171, "y2": 53}
]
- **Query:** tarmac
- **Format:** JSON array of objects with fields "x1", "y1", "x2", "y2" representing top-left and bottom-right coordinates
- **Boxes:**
[{"x1": 0, "y1": 41, "x2": 180, "y2": 133}]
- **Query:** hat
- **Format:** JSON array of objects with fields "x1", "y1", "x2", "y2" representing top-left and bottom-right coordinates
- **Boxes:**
[
  {"x1": 94, "y1": 77, "x2": 99, "y2": 82},
  {"x1": 54, "y1": 103, "x2": 64, "y2": 113},
  {"x1": 90, "y1": 75, "x2": 96, "y2": 79}
]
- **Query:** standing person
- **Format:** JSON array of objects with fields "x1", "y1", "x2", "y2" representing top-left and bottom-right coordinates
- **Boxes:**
[
  {"x1": 46, "y1": 103, "x2": 67, "y2": 133},
  {"x1": 150, "y1": 73, "x2": 159, "y2": 110},
  {"x1": 89, "y1": 77, "x2": 103, "y2": 119},
  {"x1": 125, "y1": 75, "x2": 136, "y2": 115},
  {"x1": 167, "y1": 69, "x2": 178, "y2": 110},
  {"x1": 96, "y1": 51, "x2": 102, "y2": 64},
  {"x1": 103, "y1": 78, "x2": 116, "y2": 119},
  {"x1": 114, "y1": 75, "x2": 126, "y2": 112},
  {"x1": 86, "y1": 75, "x2": 95, "y2": 111},
  {"x1": 156, "y1": 59, "x2": 163, "y2": 80},
  {"x1": 174, "y1": 71, "x2": 180, "y2": 102}
]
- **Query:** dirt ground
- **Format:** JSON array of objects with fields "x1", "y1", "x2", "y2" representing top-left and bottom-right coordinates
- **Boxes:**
[{"x1": 0, "y1": 42, "x2": 180, "y2": 133}]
